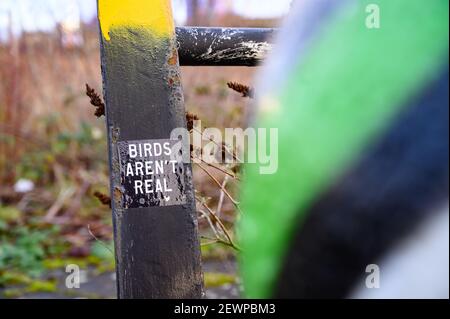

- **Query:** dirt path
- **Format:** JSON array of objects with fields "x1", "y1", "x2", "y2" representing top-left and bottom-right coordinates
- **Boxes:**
[{"x1": 1, "y1": 260, "x2": 241, "y2": 299}]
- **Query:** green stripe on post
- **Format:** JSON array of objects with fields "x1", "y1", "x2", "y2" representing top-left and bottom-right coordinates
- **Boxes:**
[{"x1": 239, "y1": 0, "x2": 449, "y2": 298}]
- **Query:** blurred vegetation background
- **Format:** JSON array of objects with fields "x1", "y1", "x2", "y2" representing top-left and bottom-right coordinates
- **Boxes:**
[{"x1": 0, "y1": 0, "x2": 282, "y2": 298}]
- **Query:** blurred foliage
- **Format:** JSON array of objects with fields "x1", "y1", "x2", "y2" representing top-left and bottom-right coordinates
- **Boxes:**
[
  {"x1": 16, "y1": 115, "x2": 107, "y2": 184},
  {"x1": 195, "y1": 85, "x2": 212, "y2": 96},
  {"x1": 0, "y1": 22, "x2": 256, "y2": 296},
  {"x1": 0, "y1": 226, "x2": 61, "y2": 278}
]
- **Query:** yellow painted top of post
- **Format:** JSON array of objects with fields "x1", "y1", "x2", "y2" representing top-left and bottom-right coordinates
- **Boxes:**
[{"x1": 98, "y1": 0, "x2": 174, "y2": 41}]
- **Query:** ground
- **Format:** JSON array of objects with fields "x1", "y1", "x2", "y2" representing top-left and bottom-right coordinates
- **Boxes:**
[{"x1": 1, "y1": 260, "x2": 240, "y2": 299}]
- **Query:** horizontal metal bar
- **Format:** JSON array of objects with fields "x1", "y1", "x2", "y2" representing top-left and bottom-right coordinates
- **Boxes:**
[{"x1": 175, "y1": 27, "x2": 276, "y2": 67}]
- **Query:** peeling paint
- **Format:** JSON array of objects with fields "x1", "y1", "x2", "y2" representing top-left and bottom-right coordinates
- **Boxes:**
[{"x1": 176, "y1": 27, "x2": 275, "y2": 66}]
